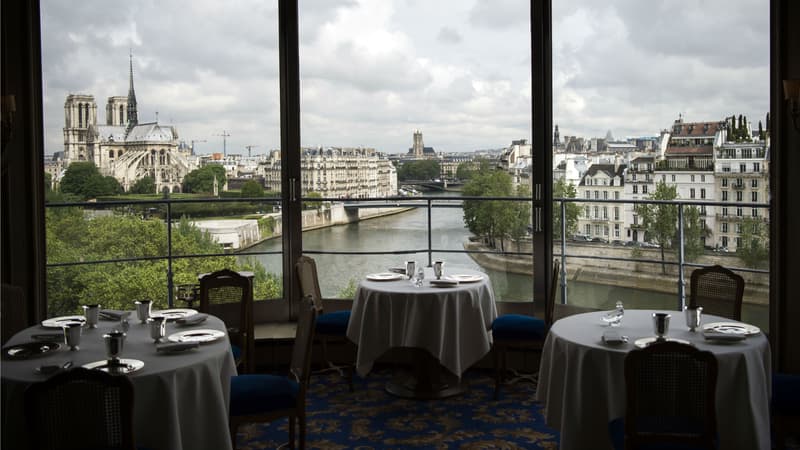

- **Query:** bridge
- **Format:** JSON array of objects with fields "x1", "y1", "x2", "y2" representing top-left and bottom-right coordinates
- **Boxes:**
[{"x1": 399, "y1": 179, "x2": 463, "y2": 191}]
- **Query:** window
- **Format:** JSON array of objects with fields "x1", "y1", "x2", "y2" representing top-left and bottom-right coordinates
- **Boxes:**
[
  {"x1": 633, "y1": 185, "x2": 638, "y2": 194},
  {"x1": 740, "y1": 163, "x2": 747, "y2": 173},
  {"x1": 662, "y1": 174, "x2": 666, "y2": 182},
  {"x1": 585, "y1": 190, "x2": 590, "y2": 199},
  {"x1": 752, "y1": 179, "x2": 759, "y2": 188},
  {"x1": 736, "y1": 223, "x2": 742, "y2": 234},
  {"x1": 752, "y1": 208, "x2": 759, "y2": 217},
  {"x1": 642, "y1": 185, "x2": 648, "y2": 194},
  {"x1": 722, "y1": 236, "x2": 729, "y2": 247},
  {"x1": 752, "y1": 191, "x2": 758, "y2": 202},
  {"x1": 603, "y1": 206, "x2": 608, "y2": 219},
  {"x1": 614, "y1": 224, "x2": 620, "y2": 237},
  {"x1": 737, "y1": 207, "x2": 743, "y2": 217},
  {"x1": 722, "y1": 207, "x2": 729, "y2": 216},
  {"x1": 700, "y1": 205, "x2": 707, "y2": 216},
  {"x1": 691, "y1": 175, "x2": 695, "y2": 182},
  {"x1": 594, "y1": 190, "x2": 599, "y2": 199},
  {"x1": 594, "y1": 206, "x2": 599, "y2": 218},
  {"x1": 585, "y1": 224, "x2": 592, "y2": 235},
  {"x1": 722, "y1": 191, "x2": 728, "y2": 201},
  {"x1": 585, "y1": 206, "x2": 590, "y2": 218},
  {"x1": 614, "y1": 191, "x2": 620, "y2": 200},
  {"x1": 736, "y1": 191, "x2": 743, "y2": 202},
  {"x1": 690, "y1": 188, "x2": 696, "y2": 199},
  {"x1": 595, "y1": 224, "x2": 602, "y2": 235},
  {"x1": 722, "y1": 178, "x2": 728, "y2": 187},
  {"x1": 722, "y1": 223, "x2": 729, "y2": 233},
  {"x1": 604, "y1": 225, "x2": 609, "y2": 236},
  {"x1": 736, "y1": 237, "x2": 742, "y2": 248},
  {"x1": 701, "y1": 175, "x2": 705, "y2": 182},
  {"x1": 671, "y1": 174, "x2": 676, "y2": 182},
  {"x1": 603, "y1": 191, "x2": 608, "y2": 200},
  {"x1": 722, "y1": 164, "x2": 731, "y2": 172},
  {"x1": 614, "y1": 207, "x2": 619, "y2": 221},
  {"x1": 754, "y1": 162, "x2": 761, "y2": 172}
]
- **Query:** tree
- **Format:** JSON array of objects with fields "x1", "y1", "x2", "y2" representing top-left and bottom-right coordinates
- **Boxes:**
[
  {"x1": 60, "y1": 162, "x2": 122, "y2": 199},
  {"x1": 130, "y1": 176, "x2": 156, "y2": 194},
  {"x1": 456, "y1": 162, "x2": 476, "y2": 180},
  {"x1": 303, "y1": 191, "x2": 323, "y2": 210},
  {"x1": 639, "y1": 181, "x2": 678, "y2": 273},
  {"x1": 182, "y1": 165, "x2": 227, "y2": 194},
  {"x1": 758, "y1": 120, "x2": 765, "y2": 141},
  {"x1": 682, "y1": 206, "x2": 711, "y2": 262},
  {"x1": 462, "y1": 169, "x2": 524, "y2": 251},
  {"x1": 737, "y1": 217, "x2": 769, "y2": 269},
  {"x1": 552, "y1": 178, "x2": 581, "y2": 239},
  {"x1": 397, "y1": 160, "x2": 440, "y2": 181},
  {"x1": 240, "y1": 180, "x2": 265, "y2": 198}
]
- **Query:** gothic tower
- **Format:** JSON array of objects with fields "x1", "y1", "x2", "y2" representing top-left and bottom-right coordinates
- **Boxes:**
[
  {"x1": 553, "y1": 124, "x2": 561, "y2": 147},
  {"x1": 413, "y1": 129, "x2": 424, "y2": 157},
  {"x1": 106, "y1": 96, "x2": 128, "y2": 126},
  {"x1": 126, "y1": 53, "x2": 138, "y2": 133},
  {"x1": 63, "y1": 94, "x2": 97, "y2": 162}
]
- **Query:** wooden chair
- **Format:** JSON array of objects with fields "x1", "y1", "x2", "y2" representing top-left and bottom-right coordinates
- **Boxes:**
[
  {"x1": 608, "y1": 341, "x2": 718, "y2": 450},
  {"x1": 689, "y1": 264, "x2": 745, "y2": 321},
  {"x1": 295, "y1": 255, "x2": 354, "y2": 391},
  {"x1": 229, "y1": 296, "x2": 317, "y2": 450},
  {"x1": 491, "y1": 259, "x2": 559, "y2": 399},
  {"x1": 24, "y1": 367, "x2": 135, "y2": 450},
  {"x1": 772, "y1": 372, "x2": 800, "y2": 450},
  {"x1": 199, "y1": 269, "x2": 254, "y2": 373}
]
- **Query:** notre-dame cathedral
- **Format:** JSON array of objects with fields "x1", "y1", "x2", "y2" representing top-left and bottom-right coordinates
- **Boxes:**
[{"x1": 62, "y1": 56, "x2": 193, "y2": 193}]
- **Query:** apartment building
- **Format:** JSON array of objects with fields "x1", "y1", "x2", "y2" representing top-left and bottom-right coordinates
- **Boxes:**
[{"x1": 577, "y1": 162, "x2": 626, "y2": 242}]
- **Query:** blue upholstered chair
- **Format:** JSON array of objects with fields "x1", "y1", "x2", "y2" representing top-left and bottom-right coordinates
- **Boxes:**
[
  {"x1": 491, "y1": 259, "x2": 559, "y2": 399},
  {"x1": 772, "y1": 372, "x2": 800, "y2": 450},
  {"x1": 199, "y1": 269, "x2": 254, "y2": 373},
  {"x1": 608, "y1": 341, "x2": 718, "y2": 450},
  {"x1": 296, "y1": 255, "x2": 354, "y2": 391},
  {"x1": 229, "y1": 297, "x2": 317, "y2": 450}
]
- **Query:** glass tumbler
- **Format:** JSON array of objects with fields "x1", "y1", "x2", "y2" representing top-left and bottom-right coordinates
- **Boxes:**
[
  {"x1": 684, "y1": 306, "x2": 703, "y2": 332},
  {"x1": 83, "y1": 304, "x2": 100, "y2": 329},
  {"x1": 135, "y1": 300, "x2": 152, "y2": 323},
  {"x1": 147, "y1": 316, "x2": 167, "y2": 343},
  {"x1": 652, "y1": 312, "x2": 671, "y2": 339},
  {"x1": 63, "y1": 322, "x2": 82, "y2": 351},
  {"x1": 103, "y1": 330, "x2": 126, "y2": 363},
  {"x1": 433, "y1": 261, "x2": 444, "y2": 280}
]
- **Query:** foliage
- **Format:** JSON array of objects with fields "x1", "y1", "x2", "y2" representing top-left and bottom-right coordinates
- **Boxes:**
[
  {"x1": 552, "y1": 178, "x2": 581, "y2": 239},
  {"x1": 303, "y1": 191, "x2": 323, "y2": 210},
  {"x1": 60, "y1": 162, "x2": 122, "y2": 199},
  {"x1": 462, "y1": 168, "x2": 529, "y2": 252},
  {"x1": 240, "y1": 180, "x2": 265, "y2": 198},
  {"x1": 183, "y1": 164, "x2": 227, "y2": 194},
  {"x1": 639, "y1": 181, "x2": 678, "y2": 273},
  {"x1": 456, "y1": 158, "x2": 493, "y2": 180},
  {"x1": 45, "y1": 209, "x2": 280, "y2": 316},
  {"x1": 682, "y1": 206, "x2": 711, "y2": 262},
  {"x1": 338, "y1": 277, "x2": 358, "y2": 299},
  {"x1": 129, "y1": 176, "x2": 156, "y2": 194},
  {"x1": 397, "y1": 160, "x2": 440, "y2": 181},
  {"x1": 737, "y1": 217, "x2": 769, "y2": 269},
  {"x1": 44, "y1": 172, "x2": 52, "y2": 194},
  {"x1": 257, "y1": 216, "x2": 276, "y2": 236}
]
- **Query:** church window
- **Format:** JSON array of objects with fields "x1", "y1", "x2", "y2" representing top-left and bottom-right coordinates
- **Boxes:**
[{"x1": 119, "y1": 105, "x2": 124, "y2": 124}]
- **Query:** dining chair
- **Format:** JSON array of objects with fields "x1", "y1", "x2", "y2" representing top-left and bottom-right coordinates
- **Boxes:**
[
  {"x1": 199, "y1": 268, "x2": 254, "y2": 373},
  {"x1": 689, "y1": 264, "x2": 745, "y2": 321},
  {"x1": 772, "y1": 372, "x2": 800, "y2": 450},
  {"x1": 229, "y1": 296, "x2": 318, "y2": 450},
  {"x1": 295, "y1": 255, "x2": 355, "y2": 391},
  {"x1": 491, "y1": 259, "x2": 559, "y2": 399},
  {"x1": 608, "y1": 341, "x2": 718, "y2": 450},
  {"x1": 24, "y1": 367, "x2": 136, "y2": 450}
]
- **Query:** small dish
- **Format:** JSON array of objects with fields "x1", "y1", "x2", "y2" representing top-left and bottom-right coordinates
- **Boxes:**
[
  {"x1": 83, "y1": 358, "x2": 144, "y2": 374},
  {"x1": 449, "y1": 274, "x2": 483, "y2": 283},
  {"x1": 702, "y1": 322, "x2": 760, "y2": 336},
  {"x1": 153, "y1": 308, "x2": 198, "y2": 321},
  {"x1": 167, "y1": 329, "x2": 226, "y2": 344},
  {"x1": 366, "y1": 272, "x2": 405, "y2": 282},
  {"x1": 633, "y1": 337, "x2": 692, "y2": 348},
  {"x1": 41, "y1": 316, "x2": 86, "y2": 328},
  {"x1": 3, "y1": 342, "x2": 62, "y2": 360}
]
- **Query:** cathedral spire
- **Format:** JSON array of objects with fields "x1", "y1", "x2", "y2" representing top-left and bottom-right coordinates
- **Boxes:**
[{"x1": 126, "y1": 51, "x2": 138, "y2": 132}]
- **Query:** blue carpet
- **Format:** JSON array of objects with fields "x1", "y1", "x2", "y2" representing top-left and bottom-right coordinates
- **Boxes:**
[{"x1": 235, "y1": 368, "x2": 560, "y2": 449}]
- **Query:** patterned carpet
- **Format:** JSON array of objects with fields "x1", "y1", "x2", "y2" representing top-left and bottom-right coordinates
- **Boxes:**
[{"x1": 235, "y1": 368, "x2": 560, "y2": 449}]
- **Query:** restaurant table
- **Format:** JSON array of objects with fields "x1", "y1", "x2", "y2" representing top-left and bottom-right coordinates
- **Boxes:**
[
  {"x1": 347, "y1": 267, "x2": 497, "y2": 398},
  {"x1": 1, "y1": 313, "x2": 238, "y2": 450},
  {"x1": 536, "y1": 309, "x2": 772, "y2": 450}
]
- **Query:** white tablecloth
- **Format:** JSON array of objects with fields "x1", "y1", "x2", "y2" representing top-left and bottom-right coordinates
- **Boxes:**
[
  {"x1": 2, "y1": 314, "x2": 238, "y2": 450},
  {"x1": 347, "y1": 267, "x2": 497, "y2": 377},
  {"x1": 536, "y1": 309, "x2": 772, "y2": 450}
]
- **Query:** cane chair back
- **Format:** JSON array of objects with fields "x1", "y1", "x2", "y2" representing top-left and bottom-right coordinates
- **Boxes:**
[
  {"x1": 689, "y1": 265, "x2": 744, "y2": 321},
  {"x1": 199, "y1": 269, "x2": 254, "y2": 372}
]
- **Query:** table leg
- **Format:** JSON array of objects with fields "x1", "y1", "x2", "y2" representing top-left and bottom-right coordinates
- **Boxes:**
[{"x1": 385, "y1": 348, "x2": 466, "y2": 399}]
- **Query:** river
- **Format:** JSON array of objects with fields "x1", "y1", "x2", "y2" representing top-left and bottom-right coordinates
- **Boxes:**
[{"x1": 242, "y1": 196, "x2": 768, "y2": 330}]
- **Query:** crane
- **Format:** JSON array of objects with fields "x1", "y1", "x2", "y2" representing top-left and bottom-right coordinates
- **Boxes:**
[
  {"x1": 215, "y1": 130, "x2": 231, "y2": 157},
  {"x1": 245, "y1": 145, "x2": 259, "y2": 157},
  {"x1": 190, "y1": 139, "x2": 206, "y2": 156}
]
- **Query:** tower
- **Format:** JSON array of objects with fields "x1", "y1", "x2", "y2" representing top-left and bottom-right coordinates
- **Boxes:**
[
  {"x1": 413, "y1": 129, "x2": 424, "y2": 157},
  {"x1": 63, "y1": 94, "x2": 97, "y2": 162},
  {"x1": 126, "y1": 53, "x2": 138, "y2": 133},
  {"x1": 106, "y1": 96, "x2": 128, "y2": 126},
  {"x1": 553, "y1": 124, "x2": 561, "y2": 147}
]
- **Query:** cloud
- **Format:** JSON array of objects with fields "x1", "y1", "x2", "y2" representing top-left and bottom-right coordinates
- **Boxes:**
[{"x1": 437, "y1": 27, "x2": 462, "y2": 44}]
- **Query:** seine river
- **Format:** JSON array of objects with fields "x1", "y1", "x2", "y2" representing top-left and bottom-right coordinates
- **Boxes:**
[{"x1": 242, "y1": 195, "x2": 767, "y2": 329}]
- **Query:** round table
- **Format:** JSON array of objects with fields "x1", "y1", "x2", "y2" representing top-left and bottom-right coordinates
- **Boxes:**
[
  {"x1": 2, "y1": 313, "x2": 238, "y2": 450},
  {"x1": 347, "y1": 267, "x2": 497, "y2": 398},
  {"x1": 536, "y1": 309, "x2": 772, "y2": 450}
]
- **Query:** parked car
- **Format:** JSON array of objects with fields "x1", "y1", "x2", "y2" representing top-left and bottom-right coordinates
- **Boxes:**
[
  {"x1": 611, "y1": 240, "x2": 624, "y2": 246},
  {"x1": 571, "y1": 234, "x2": 592, "y2": 242},
  {"x1": 591, "y1": 237, "x2": 608, "y2": 244},
  {"x1": 624, "y1": 240, "x2": 642, "y2": 247}
]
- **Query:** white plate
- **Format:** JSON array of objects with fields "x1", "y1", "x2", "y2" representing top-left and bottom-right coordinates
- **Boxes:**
[
  {"x1": 634, "y1": 337, "x2": 692, "y2": 348},
  {"x1": 366, "y1": 272, "x2": 405, "y2": 281},
  {"x1": 41, "y1": 316, "x2": 86, "y2": 328},
  {"x1": 702, "y1": 330, "x2": 747, "y2": 343},
  {"x1": 702, "y1": 322, "x2": 760, "y2": 336},
  {"x1": 153, "y1": 309, "x2": 198, "y2": 321},
  {"x1": 449, "y1": 274, "x2": 483, "y2": 283},
  {"x1": 167, "y1": 329, "x2": 225, "y2": 344},
  {"x1": 83, "y1": 358, "x2": 144, "y2": 374}
]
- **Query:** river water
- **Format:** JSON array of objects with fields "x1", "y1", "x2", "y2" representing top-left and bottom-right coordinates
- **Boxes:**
[{"x1": 243, "y1": 196, "x2": 768, "y2": 329}]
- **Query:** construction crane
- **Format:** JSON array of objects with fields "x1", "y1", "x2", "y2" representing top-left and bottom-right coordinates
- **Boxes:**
[
  {"x1": 245, "y1": 145, "x2": 259, "y2": 157},
  {"x1": 215, "y1": 130, "x2": 231, "y2": 157},
  {"x1": 190, "y1": 139, "x2": 206, "y2": 156}
]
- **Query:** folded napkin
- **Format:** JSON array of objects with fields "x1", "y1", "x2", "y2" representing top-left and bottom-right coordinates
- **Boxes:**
[
  {"x1": 602, "y1": 329, "x2": 627, "y2": 344},
  {"x1": 156, "y1": 342, "x2": 200, "y2": 353},
  {"x1": 430, "y1": 278, "x2": 459, "y2": 286},
  {"x1": 702, "y1": 330, "x2": 746, "y2": 342},
  {"x1": 176, "y1": 313, "x2": 208, "y2": 326},
  {"x1": 99, "y1": 310, "x2": 130, "y2": 321}
]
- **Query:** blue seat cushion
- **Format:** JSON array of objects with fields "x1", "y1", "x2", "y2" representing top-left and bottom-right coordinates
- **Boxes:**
[
  {"x1": 492, "y1": 314, "x2": 546, "y2": 341},
  {"x1": 316, "y1": 310, "x2": 350, "y2": 336},
  {"x1": 231, "y1": 344, "x2": 242, "y2": 362},
  {"x1": 230, "y1": 374, "x2": 299, "y2": 417},
  {"x1": 608, "y1": 417, "x2": 715, "y2": 450},
  {"x1": 773, "y1": 372, "x2": 800, "y2": 416}
]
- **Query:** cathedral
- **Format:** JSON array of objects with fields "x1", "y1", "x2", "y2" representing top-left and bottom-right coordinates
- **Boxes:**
[{"x1": 62, "y1": 56, "x2": 193, "y2": 193}]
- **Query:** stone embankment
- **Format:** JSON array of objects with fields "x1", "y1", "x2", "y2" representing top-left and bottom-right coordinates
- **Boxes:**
[{"x1": 465, "y1": 241, "x2": 769, "y2": 306}]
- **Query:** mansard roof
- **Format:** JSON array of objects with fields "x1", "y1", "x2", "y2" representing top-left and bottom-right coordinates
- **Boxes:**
[
  {"x1": 670, "y1": 120, "x2": 724, "y2": 138},
  {"x1": 578, "y1": 163, "x2": 626, "y2": 186},
  {"x1": 665, "y1": 145, "x2": 713, "y2": 156},
  {"x1": 92, "y1": 122, "x2": 177, "y2": 144}
]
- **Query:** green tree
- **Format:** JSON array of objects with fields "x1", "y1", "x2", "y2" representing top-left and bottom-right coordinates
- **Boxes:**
[
  {"x1": 639, "y1": 181, "x2": 678, "y2": 274},
  {"x1": 737, "y1": 217, "x2": 769, "y2": 269},
  {"x1": 682, "y1": 206, "x2": 711, "y2": 262},
  {"x1": 240, "y1": 180, "x2": 265, "y2": 198},
  {"x1": 552, "y1": 178, "x2": 581, "y2": 239},
  {"x1": 506, "y1": 184, "x2": 532, "y2": 252},
  {"x1": 130, "y1": 176, "x2": 156, "y2": 194},
  {"x1": 303, "y1": 191, "x2": 323, "y2": 210},
  {"x1": 60, "y1": 162, "x2": 122, "y2": 199},
  {"x1": 183, "y1": 165, "x2": 227, "y2": 194},
  {"x1": 456, "y1": 162, "x2": 477, "y2": 180},
  {"x1": 397, "y1": 160, "x2": 441, "y2": 181},
  {"x1": 463, "y1": 169, "x2": 518, "y2": 250}
]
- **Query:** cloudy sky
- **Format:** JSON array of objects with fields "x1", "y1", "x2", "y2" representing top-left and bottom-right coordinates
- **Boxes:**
[{"x1": 40, "y1": 0, "x2": 768, "y2": 156}]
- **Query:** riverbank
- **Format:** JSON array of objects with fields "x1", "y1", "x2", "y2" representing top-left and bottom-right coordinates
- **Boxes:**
[{"x1": 464, "y1": 241, "x2": 769, "y2": 306}]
